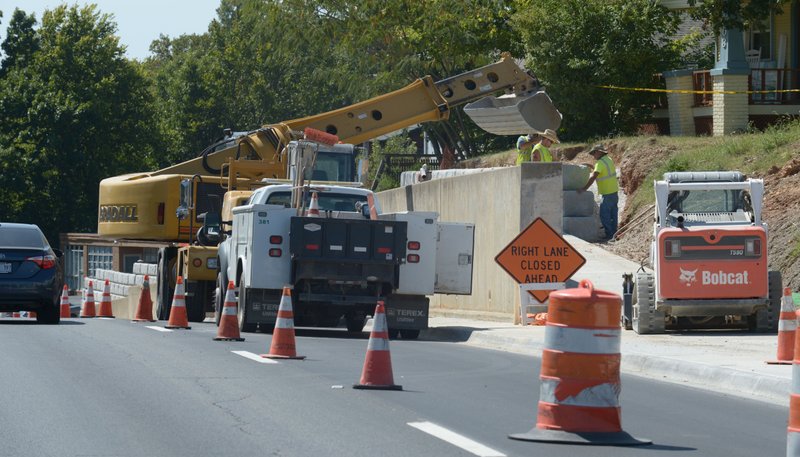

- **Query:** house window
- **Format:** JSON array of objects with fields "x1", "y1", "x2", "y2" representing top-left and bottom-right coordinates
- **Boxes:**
[{"x1": 748, "y1": 15, "x2": 772, "y2": 60}]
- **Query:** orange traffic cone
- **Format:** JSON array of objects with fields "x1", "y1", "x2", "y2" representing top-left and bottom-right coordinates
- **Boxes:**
[
  {"x1": 510, "y1": 280, "x2": 649, "y2": 445},
  {"x1": 12, "y1": 312, "x2": 20, "y2": 318},
  {"x1": 214, "y1": 281, "x2": 245, "y2": 341},
  {"x1": 80, "y1": 281, "x2": 96, "y2": 318},
  {"x1": 59, "y1": 285, "x2": 71, "y2": 318},
  {"x1": 261, "y1": 286, "x2": 304, "y2": 359},
  {"x1": 353, "y1": 301, "x2": 401, "y2": 390},
  {"x1": 165, "y1": 276, "x2": 191, "y2": 329},
  {"x1": 132, "y1": 275, "x2": 156, "y2": 322},
  {"x1": 768, "y1": 287, "x2": 796, "y2": 365},
  {"x1": 28, "y1": 311, "x2": 37, "y2": 319},
  {"x1": 97, "y1": 279, "x2": 115, "y2": 318},
  {"x1": 306, "y1": 192, "x2": 321, "y2": 217}
]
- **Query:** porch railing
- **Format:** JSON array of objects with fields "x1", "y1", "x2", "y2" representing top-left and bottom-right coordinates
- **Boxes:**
[
  {"x1": 691, "y1": 69, "x2": 800, "y2": 106},
  {"x1": 693, "y1": 71, "x2": 714, "y2": 107},
  {"x1": 749, "y1": 68, "x2": 800, "y2": 104}
]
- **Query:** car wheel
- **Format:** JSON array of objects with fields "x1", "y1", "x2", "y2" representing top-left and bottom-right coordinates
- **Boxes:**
[{"x1": 36, "y1": 302, "x2": 60, "y2": 325}]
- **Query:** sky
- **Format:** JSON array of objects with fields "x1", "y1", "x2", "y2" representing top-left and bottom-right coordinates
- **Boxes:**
[{"x1": 0, "y1": 0, "x2": 221, "y2": 60}]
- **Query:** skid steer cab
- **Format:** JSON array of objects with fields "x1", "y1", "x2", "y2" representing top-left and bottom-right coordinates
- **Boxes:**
[{"x1": 629, "y1": 171, "x2": 782, "y2": 334}]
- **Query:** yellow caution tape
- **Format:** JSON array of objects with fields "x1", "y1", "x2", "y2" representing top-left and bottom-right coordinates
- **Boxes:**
[{"x1": 598, "y1": 84, "x2": 800, "y2": 95}]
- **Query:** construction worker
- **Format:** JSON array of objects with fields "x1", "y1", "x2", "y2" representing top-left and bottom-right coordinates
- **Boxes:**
[
  {"x1": 516, "y1": 133, "x2": 538, "y2": 165},
  {"x1": 532, "y1": 129, "x2": 559, "y2": 162},
  {"x1": 579, "y1": 144, "x2": 619, "y2": 240}
]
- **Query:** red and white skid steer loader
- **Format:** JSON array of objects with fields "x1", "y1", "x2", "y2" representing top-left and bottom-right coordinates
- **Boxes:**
[{"x1": 628, "y1": 171, "x2": 782, "y2": 334}]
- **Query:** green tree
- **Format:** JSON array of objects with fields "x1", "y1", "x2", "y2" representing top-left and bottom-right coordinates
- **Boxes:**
[
  {"x1": 287, "y1": 0, "x2": 524, "y2": 158},
  {"x1": 0, "y1": 5, "x2": 159, "y2": 241},
  {"x1": 687, "y1": 0, "x2": 783, "y2": 35},
  {"x1": 512, "y1": 0, "x2": 683, "y2": 140},
  {"x1": 144, "y1": 33, "x2": 221, "y2": 166},
  {"x1": 0, "y1": 8, "x2": 39, "y2": 75}
]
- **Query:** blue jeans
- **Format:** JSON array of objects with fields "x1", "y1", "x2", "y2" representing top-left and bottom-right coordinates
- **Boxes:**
[{"x1": 599, "y1": 192, "x2": 618, "y2": 240}]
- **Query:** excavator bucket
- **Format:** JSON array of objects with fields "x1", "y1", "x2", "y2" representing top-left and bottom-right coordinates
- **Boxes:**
[{"x1": 463, "y1": 91, "x2": 562, "y2": 136}]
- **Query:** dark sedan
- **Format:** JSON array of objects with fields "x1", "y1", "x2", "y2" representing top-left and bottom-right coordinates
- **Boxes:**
[{"x1": 0, "y1": 223, "x2": 63, "y2": 324}]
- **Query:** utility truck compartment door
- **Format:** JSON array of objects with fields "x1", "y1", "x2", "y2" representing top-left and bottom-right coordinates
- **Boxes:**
[{"x1": 435, "y1": 223, "x2": 475, "y2": 295}]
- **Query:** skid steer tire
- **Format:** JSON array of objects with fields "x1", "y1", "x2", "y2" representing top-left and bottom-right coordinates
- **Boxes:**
[
  {"x1": 632, "y1": 271, "x2": 665, "y2": 334},
  {"x1": 754, "y1": 271, "x2": 782, "y2": 333}
]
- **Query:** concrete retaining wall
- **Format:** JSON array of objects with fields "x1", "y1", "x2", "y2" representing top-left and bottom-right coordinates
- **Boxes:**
[{"x1": 377, "y1": 162, "x2": 563, "y2": 321}]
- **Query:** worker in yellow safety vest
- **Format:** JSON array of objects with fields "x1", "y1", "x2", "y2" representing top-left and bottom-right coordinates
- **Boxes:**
[
  {"x1": 531, "y1": 129, "x2": 559, "y2": 162},
  {"x1": 579, "y1": 144, "x2": 619, "y2": 240},
  {"x1": 516, "y1": 133, "x2": 539, "y2": 165}
]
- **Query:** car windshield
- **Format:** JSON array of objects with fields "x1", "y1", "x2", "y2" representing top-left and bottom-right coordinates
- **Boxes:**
[
  {"x1": 265, "y1": 191, "x2": 367, "y2": 212},
  {"x1": 0, "y1": 226, "x2": 48, "y2": 249}
]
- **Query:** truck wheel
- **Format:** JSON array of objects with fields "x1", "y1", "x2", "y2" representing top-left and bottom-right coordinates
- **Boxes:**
[
  {"x1": 632, "y1": 271, "x2": 665, "y2": 334},
  {"x1": 186, "y1": 281, "x2": 210, "y2": 323},
  {"x1": 387, "y1": 328, "x2": 400, "y2": 339},
  {"x1": 156, "y1": 247, "x2": 177, "y2": 321},
  {"x1": 345, "y1": 313, "x2": 366, "y2": 333},
  {"x1": 237, "y1": 280, "x2": 257, "y2": 333},
  {"x1": 754, "y1": 271, "x2": 782, "y2": 333},
  {"x1": 213, "y1": 272, "x2": 228, "y2": 326},
  {"x1": 399, "y1": 329, "x2": 420, "y2": 340}
]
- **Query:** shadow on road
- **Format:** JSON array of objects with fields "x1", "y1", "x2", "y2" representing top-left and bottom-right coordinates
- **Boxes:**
[{"x1": 0, "y1": 319, "x2": 86, "y2": 325}]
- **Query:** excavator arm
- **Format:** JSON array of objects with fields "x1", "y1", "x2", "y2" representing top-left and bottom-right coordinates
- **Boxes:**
[{"x1": 154, "y1": 53, "x2": 558, "y2": 177}]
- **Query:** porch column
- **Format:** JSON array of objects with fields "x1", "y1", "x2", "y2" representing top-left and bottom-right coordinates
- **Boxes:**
[
  {"x1": 663, "y1": 69, "x2": 696, "y2": 136},
  {"x1": 711, "y1": 27, "x2": 750, "y2": 136}
]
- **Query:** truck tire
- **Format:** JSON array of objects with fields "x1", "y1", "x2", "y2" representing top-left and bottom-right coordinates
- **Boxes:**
[
  {"x1": 237, "y1": 279, "x2": 257, "y2": 333},
  {"x1": 399, "y1": 329, "x2": 420, "y2": 340},
  {"x1": 754, "y1": 270, "x2": 782, "y2": 333},
  {"x1": 156, "y1": 247, "x2": 177, "y2": 321},
  {"x1": 213, "y1": 272, "x2": 228, "y2": 326},
  {"x1": 345, "y1": 313, "x2": 366, "y2": 333},
  {"x1": 632, "y1": 271, "x2": 665, "y2": 334},
  {"x1": 186, "y1": 281, "x2": 210, "y2": 323}
]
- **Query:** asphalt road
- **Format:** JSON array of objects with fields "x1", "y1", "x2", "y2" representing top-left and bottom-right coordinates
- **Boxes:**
[{"x1": 0, "y1": 317, "x2": 788, "y2": 457}]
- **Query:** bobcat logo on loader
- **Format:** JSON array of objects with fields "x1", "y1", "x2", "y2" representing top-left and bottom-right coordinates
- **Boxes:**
[{"x1": 679, "y1": 268, "x2": 697, "y2": 286}]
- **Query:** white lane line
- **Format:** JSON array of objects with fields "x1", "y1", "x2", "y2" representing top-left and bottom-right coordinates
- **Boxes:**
[
  {"x1": 146, "y1": 326, "x2": 172, "y2": 333},
  {"x1": 408, "y1": 421, "x2": 506, "y2": 457},
  {"x1": 232, "y1": 350, "x2": 279, "y2": 364}
]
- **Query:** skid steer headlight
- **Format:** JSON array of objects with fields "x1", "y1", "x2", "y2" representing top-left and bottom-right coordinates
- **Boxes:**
[
  {"x1": 745, "y1": 238, "x2": 761, "y2": 256},
  {"x1": 665, "y1": 239, "x2": 681, "y2": 258}
]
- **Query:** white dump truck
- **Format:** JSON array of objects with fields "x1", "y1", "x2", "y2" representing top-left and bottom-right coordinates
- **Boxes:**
[{"x1": 216, "y1": 183, "x2": 474, "y2": 339}]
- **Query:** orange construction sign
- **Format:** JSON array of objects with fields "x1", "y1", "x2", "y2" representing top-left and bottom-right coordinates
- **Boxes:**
[{"x1": 495, "y1": 218, "x2": 586, "y2": 303}]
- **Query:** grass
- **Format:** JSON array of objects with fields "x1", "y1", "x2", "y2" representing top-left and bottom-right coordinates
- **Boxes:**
[{"x1": 476, "y1": 120, "x2": 800, "y2": 219}]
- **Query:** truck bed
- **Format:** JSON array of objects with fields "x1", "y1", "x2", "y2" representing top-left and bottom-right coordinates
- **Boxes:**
[{"x1": 289, "y1": 216, "x2": 408, "y2": 291}]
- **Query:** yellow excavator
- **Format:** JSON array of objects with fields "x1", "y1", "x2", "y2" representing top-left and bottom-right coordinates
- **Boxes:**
[{"x1": 97, "y1": 53, "x2": 562, "y2": 320}]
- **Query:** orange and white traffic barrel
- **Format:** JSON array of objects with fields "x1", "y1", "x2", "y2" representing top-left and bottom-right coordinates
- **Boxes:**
[
  {"x1": 787, "y1": 318, "x2": 800, "y2": 455},
  {"x1": 510, "y1": 279, "x2": 650, "y2": 446}
]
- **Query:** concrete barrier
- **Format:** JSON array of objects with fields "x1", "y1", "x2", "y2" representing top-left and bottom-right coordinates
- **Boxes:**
[{"x1": 378, "y1": 162, "x2": 563, "y2": 321}]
